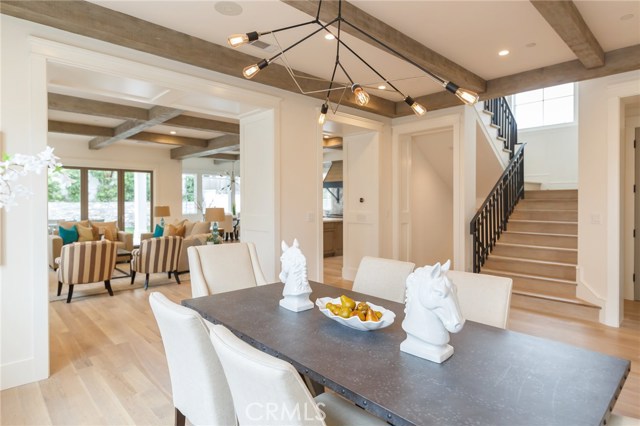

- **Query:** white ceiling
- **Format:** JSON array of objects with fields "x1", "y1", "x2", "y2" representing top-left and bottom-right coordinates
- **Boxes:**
[{"x1": 89, "y1": 0, "x2": 640, "y2": 100}]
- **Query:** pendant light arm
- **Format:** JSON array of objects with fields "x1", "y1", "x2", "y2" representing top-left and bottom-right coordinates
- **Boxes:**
[
  {"x1": 315, "y1": 0, "x2": 323, "y2": 21},
  {"x1": 341, "y1": 19, "x2": 448, "y2": 87},
  {"x1": 266, "y1": 19, "x2": 318, "y2": 35},
  {"x1": 335, "y1": 36, "x2": 405, "y2": 97},
  {"x1": 266, "y1": 17, "x2": 339, "y2": 64}
]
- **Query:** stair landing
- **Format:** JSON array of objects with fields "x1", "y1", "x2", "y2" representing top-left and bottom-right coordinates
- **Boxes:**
[{"x1": 483, "y1": 189, "x2": 600, "y2": 323}]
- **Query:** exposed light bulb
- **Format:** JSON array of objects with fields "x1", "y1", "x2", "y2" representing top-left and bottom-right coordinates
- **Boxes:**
[
  {"x1": 318, "y1": 103, "x2": 329, "y2": 125},
  {"x1": 444, "y1": 82, "x2": 479, "y2": 105},
  {"x1": 455, "y1": 88, "x2": 479, "y2": 105},
  {"x1": 404, "y1": 96, "x2": 427, "y2": 116},
  {"x1": 242, "y1": 59, "x2": 268, "y2": 79},
  {"x1": 351, "y1": 84, "x2": 370, "y2": 106},
  {"x1": 227, "y1": 31, "x2": 259, "y2": 48}
]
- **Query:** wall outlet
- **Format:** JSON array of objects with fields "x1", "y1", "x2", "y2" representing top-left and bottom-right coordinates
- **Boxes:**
[
  {"x1": 305, "y1": 212, "x2": 314, "y2": 222},
  {"x1": 590, "y1": 213, "x2": 601, "y2": 225}
]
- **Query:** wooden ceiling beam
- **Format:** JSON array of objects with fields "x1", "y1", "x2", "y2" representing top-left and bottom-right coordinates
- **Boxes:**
[
  {"x1": 170, "y1": 135, "x2": 240, "y2": 160},
  {"x1": 48, "y1": 93, "x2": 148, "y2": 120},
  {"x1": 395, "y1": 44, "x2": 640, "y2": 116},
  {"x1": 48, "y1": 120, "x2": 114, "y2": 137},
  {"x1": 127, "y1": 131, "x2": 208, "y2": 147},
  {"x1": 281, "y1": 0, "x2": 486, "y2": 93},
  {"x1": 89, "y1": 106, "x2": 183, "y2": 149},
  {"x1": 204, "y1": 153, "x2": 240, "y2": 161},
  {"x1": 1, "y1": 0, "x2": 395, "y2": 117},
  {"x1": 165, "y1": 116, "x2": 239, "y2": 134},
  {"x1": 322, "y1": 137, "x2": 343, "y2": 150},
  {"x1": 530, "y1": 0, "x2": 604, "y2": 69}
]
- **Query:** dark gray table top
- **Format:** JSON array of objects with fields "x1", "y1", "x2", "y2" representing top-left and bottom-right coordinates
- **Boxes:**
[{"x1": 183, "y1": 282, "x2": 630, "y2": 426}]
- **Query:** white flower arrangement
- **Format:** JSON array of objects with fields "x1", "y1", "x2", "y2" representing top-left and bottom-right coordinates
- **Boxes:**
[{"x1": 0, "y1": 146, "x2": 62, "y2": 210}]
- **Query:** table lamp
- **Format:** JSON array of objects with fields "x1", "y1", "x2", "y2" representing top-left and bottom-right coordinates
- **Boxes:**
[
  {"x1": 154, "y1": 205, "x2": 171, "y2": 227},
  {"x1": 205, "y1": 207, "x2": 226, "y2": 242}
]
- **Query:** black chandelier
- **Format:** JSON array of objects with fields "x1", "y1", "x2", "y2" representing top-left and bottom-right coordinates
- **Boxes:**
[{"x1": 227, "y1": 0, "x2": 479, "y2": 123}]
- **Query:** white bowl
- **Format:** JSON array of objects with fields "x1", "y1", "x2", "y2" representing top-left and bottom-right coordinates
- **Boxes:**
[{"x1": 315, "y1": 297, "x2": 396, "y2": 331}]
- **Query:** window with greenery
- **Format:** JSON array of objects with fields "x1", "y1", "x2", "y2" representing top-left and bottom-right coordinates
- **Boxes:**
[
  {"x1": 48, "y1": 167, "x2": 153, "y2": 244},
  {"x1": 48, "y1": 167, "x2": 81, "y2": 222},
  {"x1": 182, "y1": 173, "x2": 198, "y2": 215},
  {"x1": 514, "y1": 83, "x2": 575, "y2": 129}
]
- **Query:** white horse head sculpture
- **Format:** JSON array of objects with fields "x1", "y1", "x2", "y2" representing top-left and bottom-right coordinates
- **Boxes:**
[
  {"x1": 278, "y1": 239, "x2": 313, "y2": 312},
  {"x1": 400, "y1": 260, "x2": 465, "y2": 363}
]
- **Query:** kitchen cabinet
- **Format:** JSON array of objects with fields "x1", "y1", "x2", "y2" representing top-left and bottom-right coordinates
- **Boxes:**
[{"x1": 323, "y1": 219, "x2": 343, "y2": 257}]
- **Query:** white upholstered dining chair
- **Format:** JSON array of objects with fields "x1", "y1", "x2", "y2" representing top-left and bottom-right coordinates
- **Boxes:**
[
  {"x1": 352, "y1": 256, "x2": 415, "y2": 303},
  {"x1": 209, "y1": 324, "x2": 388, "y2": 426},
  {"x1": 446, "y1": 270, "x2": 513, "y2": 329},
  {"x1": 149, "y1": 293, "x2": 237, "y2": 426},
  {"x1": 188, "y1": 242, "x2": 268, "y2": 298}
]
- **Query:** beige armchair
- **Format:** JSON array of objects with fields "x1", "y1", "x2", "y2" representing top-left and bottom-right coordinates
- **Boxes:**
[
  {"x1": 56, "y1": 240, "x2": 118, "y2": 303},
  {"x1": 48, "y1": 220, "x2": 133, "y2": 270},
  {"x1": 131, "y1": 236, "x2": 184, "y2": 290},
  {"x1": 141, "y1": 220, "x2": 210, "y2": 275}
]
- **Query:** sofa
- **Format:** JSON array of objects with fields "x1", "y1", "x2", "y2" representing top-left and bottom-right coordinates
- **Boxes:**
[
  {"x1": 48, "y1": 220, "x2": 133, "y2": 270},
  {"x1": 141, "y1": 219, "x2": 210, "y2": 274}
]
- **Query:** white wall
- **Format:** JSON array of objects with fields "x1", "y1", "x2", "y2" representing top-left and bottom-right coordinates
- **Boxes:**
[
  {"x1": 410, "y1": 131, "x2": 454, "y2": 266},
  {"x1": 49, "y1": 136, "x2": 183, "y2": 225},
  {"x1": 343, "y1": 132, "x2": 380, "y2": 280},
  {"x1": 1, "y1": 16, "x2": 50, "y2": 390},
  {"x1": 577, "y1": 70, "x2": 640, "y2": 326},
  {"x1": 519, "y1": 123, "x2": 578, "y2": 189}
]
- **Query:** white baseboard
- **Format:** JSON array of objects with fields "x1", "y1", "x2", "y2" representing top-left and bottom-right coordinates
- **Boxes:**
[
  {"x1": 540, "y1": 182, "x2": 578, "y2": 190},
  {"x1": 1, "y1": 357, "x2": 48, "y2": 391},
  {"x1": 575, "y1": 267, "x2": 611, "y2": 326}
]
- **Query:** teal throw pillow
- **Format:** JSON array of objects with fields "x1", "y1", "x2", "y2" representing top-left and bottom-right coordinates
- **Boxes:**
[
  {"x1": 153, "y1": 224, "x2": 164, "y2": 238},
  {"x1": 59, "y1": 225, "x2": 79, "y2": 245}
]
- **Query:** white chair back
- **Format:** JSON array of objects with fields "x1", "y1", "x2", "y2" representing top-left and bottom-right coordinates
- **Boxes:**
[
  {"x1": 446, "y1": 270, "x2": 513, "y2": 329},
  {"x1": 188, "y1": 242, "x2": 268, "y2": 298},
  {"x1": 352, "y1": 256, "x2": 415, "y2": 303},
  {"x1": 149, "y1": 293, "x2": 237, "y2": 426},
  {"x1": 210, "y1": 324, "x2": 325, "y2": 426}
]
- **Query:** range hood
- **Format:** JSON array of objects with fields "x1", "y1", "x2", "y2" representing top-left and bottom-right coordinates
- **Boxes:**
[{"x1": 323, "y1": 160, "x2": 343, "y2": 188}]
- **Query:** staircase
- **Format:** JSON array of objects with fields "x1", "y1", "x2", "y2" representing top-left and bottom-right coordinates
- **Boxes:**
[{"x1": 480, "y1": 189, "x2": 600, "y2": 322}]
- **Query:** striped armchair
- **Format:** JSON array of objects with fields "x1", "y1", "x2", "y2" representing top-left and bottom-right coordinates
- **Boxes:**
[
  {"x1": 56, "y1": 240, "x2": 118, "y2": 303},
  {"x1": 131, "y1": 236, "x2": 184, "y2": 290}
]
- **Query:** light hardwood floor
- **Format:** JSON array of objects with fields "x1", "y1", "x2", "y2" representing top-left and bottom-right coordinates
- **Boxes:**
[{"x1": 1, "y1": 262, "x2": 639, "y2": 425}]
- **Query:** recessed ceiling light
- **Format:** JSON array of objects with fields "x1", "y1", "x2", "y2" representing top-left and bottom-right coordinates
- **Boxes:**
[
  {"x1": 324, "y1": 33, "x2": 335, "y2": 40},
  {"x1": 215, "y1": 1, "x2": 243, "y2": 16},
  {"x1": 621, "y1": 13, "x2": 634, "y2": 21},
  {"x1": 498, "y1": 50, "x2": 510, "y2": 57},
  {"x1": 170, "y1": 131, "x2": 177, "y2": 135},
  {"x1": 323, "y1": 135, "x2": 329, "y2": 139},
  {"x1": 526, "y1": 42, "x2": 537, "y2": 48},
  {"x1": 378, "y1": 85, "x2": 387, "y2": 90}
]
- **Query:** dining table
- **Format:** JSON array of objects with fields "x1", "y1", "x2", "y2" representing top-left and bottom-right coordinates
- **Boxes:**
[{"x1": 183, "y1": 281, "x2": 630, "y2": 426}]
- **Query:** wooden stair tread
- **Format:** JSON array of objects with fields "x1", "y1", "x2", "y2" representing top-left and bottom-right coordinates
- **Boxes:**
[
  {"x1": 509, "y1": 219, "x2": 578, "y2": 225},
  {"x1": 515, "y1": 209, "x2": 578, "y2": 212},
  {"x1": 487, "y1": 254, "x2": 576, "y2": 268},
  {"x1": 503, "y1": 231, "x2": 577, "y2": 238},
  {"x1": 521, "y1": 198, "x2": 578, "y2": 202},
  {"x1": 480, "y1": 268, "x2": 577, "y2": 285},
  {"x1": 494, "y1": 242, "x2": 577, "y2": 252},
  {"x1": 511, "y1": 290, "x2": 600, "y2": 309}
]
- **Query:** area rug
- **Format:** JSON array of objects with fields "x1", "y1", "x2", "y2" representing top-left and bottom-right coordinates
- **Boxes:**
[{"x1": 48, "y1": 265, "x2": 190, "y2": 302}]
